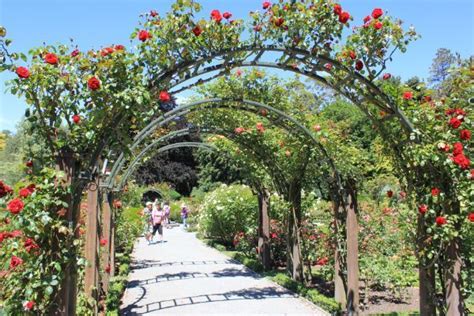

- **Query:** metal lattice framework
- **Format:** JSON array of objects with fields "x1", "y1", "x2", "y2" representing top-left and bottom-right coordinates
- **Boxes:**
[
  {"x1": 104, "y1": 98, "x2": 340, "y2": 192},
  {"x1": 152, "y1": 45, "x2": 415, "y2": 134}
]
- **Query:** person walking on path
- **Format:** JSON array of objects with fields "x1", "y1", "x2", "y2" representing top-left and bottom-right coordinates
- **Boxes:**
[
  {"x1": 163, "y1": 201, "x2": 171, "y2": 228},
  {"x1": 151, "y1": 204, "x2": 165, "y2": 244},
  {"x1": 143, "y1": 202, "x2": 154, "y2": 243},
  {"x1": 180, "y1": 204, "x2": 189, "y2": 229}
]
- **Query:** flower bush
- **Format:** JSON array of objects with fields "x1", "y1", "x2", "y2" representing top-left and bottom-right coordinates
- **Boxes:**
[{"x1": 197, "y1": 184, "x2": 258, "y2": 246}]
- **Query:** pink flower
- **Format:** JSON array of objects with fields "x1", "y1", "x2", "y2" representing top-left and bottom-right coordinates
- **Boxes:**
[
  {"x1": 100, "y1": 238, "x2": 107, "y2": 246},
  {"x1": 71, "y1": 49, "x2": 80, "y2": 57}
]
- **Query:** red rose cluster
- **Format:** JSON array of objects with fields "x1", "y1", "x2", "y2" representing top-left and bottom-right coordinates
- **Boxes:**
[
  {"x1": 0, "y1": 180, "x2": 13, "y2": 198},
  {"x1": 138, "y1": 30, "x2": 152, "y2": 42},
  {"x1": 363, "y1": 8, "x2": 384, "y2": 30},
  {"x1": 210, "y1": 9, "x2": 223, "y2": 23},
  {"x1": 333, "y1": 4, "x2": 350, "y2": 24},
  {"x1": 451, "y1": 142, "x2": 470, "y2": 169},
  {"x1": 446, "y1": 108, "x2": 465, "y2": 129}
]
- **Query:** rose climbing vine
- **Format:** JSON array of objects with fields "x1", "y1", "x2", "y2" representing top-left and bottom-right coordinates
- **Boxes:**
[{"x1": 0, "y1": 0, "x2": 472, "y2": 313}]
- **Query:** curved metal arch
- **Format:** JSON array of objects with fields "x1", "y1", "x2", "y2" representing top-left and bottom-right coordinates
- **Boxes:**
[
  {"x1": 152, "y1": 44, "x2": 414, "y2": 134},
  {"x1": 105, "y1": 98, "x2": 340, "y2": 190},
  {"x1": 116, "y1": 131, "x2": 290, "y2": 192},
  {"x1": 116, "y1": 142, "x2": 214, "y2": 190}
]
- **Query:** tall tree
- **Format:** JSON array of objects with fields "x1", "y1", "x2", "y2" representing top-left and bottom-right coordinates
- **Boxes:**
[{"x1": 428, "y1": 48, "x2": 460, "y2": 94}]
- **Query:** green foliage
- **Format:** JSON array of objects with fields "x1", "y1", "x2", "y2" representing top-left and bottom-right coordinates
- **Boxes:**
[
  {"x1": 271, "y1": 273, "x2": 341, "y2": 313},
  {"x1": 198, "y1": 184, "x2": 258, "y2": 246}
]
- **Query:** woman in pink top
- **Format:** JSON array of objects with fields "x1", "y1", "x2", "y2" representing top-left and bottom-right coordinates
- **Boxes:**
[{"x1": 151, "y1": 204, "x2": 165, "y2": 244}]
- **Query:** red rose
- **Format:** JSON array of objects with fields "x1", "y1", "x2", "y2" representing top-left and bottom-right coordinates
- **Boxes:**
[
  {"x1": 105, "y1": 264, "x2": 111, "y2": 273},
  {"x1": 114, "y1": 45, "x2": 125, "y2": 51},
  {"x1": 403, "y1": 91, "x2": 413, "y2": 100},
  {"x1": 263, "y1": 1, "x2": 271, "y2": 9},
  {"x1": 150, "y1": 10, "x2": 158, "y2": 17},
  {"x1": 274, "y1": 17, "x2": 284, "y2": 27},
  {"x1": 372, "y1": 8, "x2": 383, "y2": 19},
  {"x1": 468, "y1": 213, "x2": 474, "y2": 222},
  {"x1": 16, "y1": 66, "x2": 30, "y2": 79},
  {"x1": 235, "y1": 69, "x2": 243, "y2": 76},
  {"x1": 418, "y1": 204, "x2": 428, "y2": 215},
  {"x1": 256, "y1": 122, "x2": 265, "y2": 133},
  {"x1": 449, "y1": 117, "x2": 462, "y2": 129},
  {"x1": 19, "y1": 188, "x2": 32, "y2": 198},
  {"x1": 349, "y1": 51, "x2": 356, "y2": 60},
  {"x1": 7, "y1": 198, "x2": 24, "y2": 214},
  {"x1": 431, "y1": 188, "x2": 441, "y2": 196},
  {"x1": 44, "y1": 53, "x2": 58, "y2": 65},
  {"x1": 363, "y1": 15, "x2": 371, "y2": 23},
  {"x1": 72, "y1": 114, "x2": 81, "y2": 124},
  {"x1": 24, "y1": 238, "x2": 39, "y2": 253},
  {"x1": 210, "y1": 9, "x2": 222, "y2": 23},
  {"x1": 113, "y1": 200, "x2": 122, "y2": 209},
  {"x1": 333, "y1": 4, "x2": 342, "y2": 15},
  {"x1": 270, "y1": 232, "x2": 278, "y2": 239},
  {"x1": 100, "y1": 47, "x2": 114, "y2": 57},
  {"x1": 382, "y1": 73, "x2": 391, "y2": 80},
  {"x1": 435, "y1": 216, "x2": 447, "y2": 226},
  {"x1": 87, "y1": 77, "x2": 101, "y2": 91},
  {"x1": 374, "y1": 21, "x2": 383, "y2": 30},
  {"x1": 355, "y1": 60, "x2": 363, "y2": 71},
  {"x1": 453, "y1": 154, "x2": 470, "y2": 169},
  {"x1": 192, "y1": 25, "x2": 203, "y2": 36},
  {"x1": 386, "y1": 190, "x2": 393, "y2": 198},
  {"x1": 324, "y1": 63, "x2": 332, "y2": 71},
  {"x1": 234, "y1": 127, "x2": 245, "y2": 135},
  {"x1": 23, "y1": 301, "x2": 35, "y2": 311},
  {"x1": 223, "y1": 12, "x2": 232, "y2": 19},
  {"x1": 159, "y1": 91, "x2": 171, "y2": 102},
  {"x1": 11, "y1": 230, "x2": 22, "y2": 238},
  {"x1": 0, "y1": 181, "x2": 13, "y2": 198},
  {"x1": 100, "y1": 238, "x2": 107, "y2": 246},
  {"x1": 26, "y1": 160, "x2": 33, "y2": 168},
  {"x1": 71, "y1": 49, "x2": 80, "y2": 57},
  {"x1": 138, "y1": 30, "x2": 152, "y2": 42},
  {"x1": 460, "y1": 129, "x2": 471, "y2": 140},
  {"x1": 453, "y1": 142, "x2": 463, "y2": 155},
  {"x1": 317, "y1": 257, "x2": 329, "y2": 266},
  {"x1": 338, "y1": 11, "x2": 350, "y2": 24},
  {"x1": 455, "y1": 108, "x2": 466, "y2": 116},
  {"x1": 10, "y1": 255, "x2": 23, "y2": 269}
]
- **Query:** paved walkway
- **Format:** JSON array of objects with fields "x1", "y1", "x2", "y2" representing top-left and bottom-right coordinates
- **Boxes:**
[{"x1": 120, "y1": 227, "x2": 328, "y2": 315}]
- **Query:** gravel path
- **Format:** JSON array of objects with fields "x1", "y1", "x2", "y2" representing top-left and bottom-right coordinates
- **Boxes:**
[{"x1": 120, "y1": 226, "x2": 328, "y2": 315}]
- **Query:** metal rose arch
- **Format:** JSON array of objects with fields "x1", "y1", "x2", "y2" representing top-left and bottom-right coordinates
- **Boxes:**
[{"x1": 0, "y1": 1, "x2": 470, "y2": 315}]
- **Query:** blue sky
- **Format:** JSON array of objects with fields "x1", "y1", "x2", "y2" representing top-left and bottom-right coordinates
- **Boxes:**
[{"x1": 0, "y1": 0, "x2": 472, "y2": 131}]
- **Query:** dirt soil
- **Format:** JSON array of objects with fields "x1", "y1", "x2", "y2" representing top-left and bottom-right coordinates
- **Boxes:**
[{"x1": 360, "y1": 287, "x2": 419, "y2": 315}]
